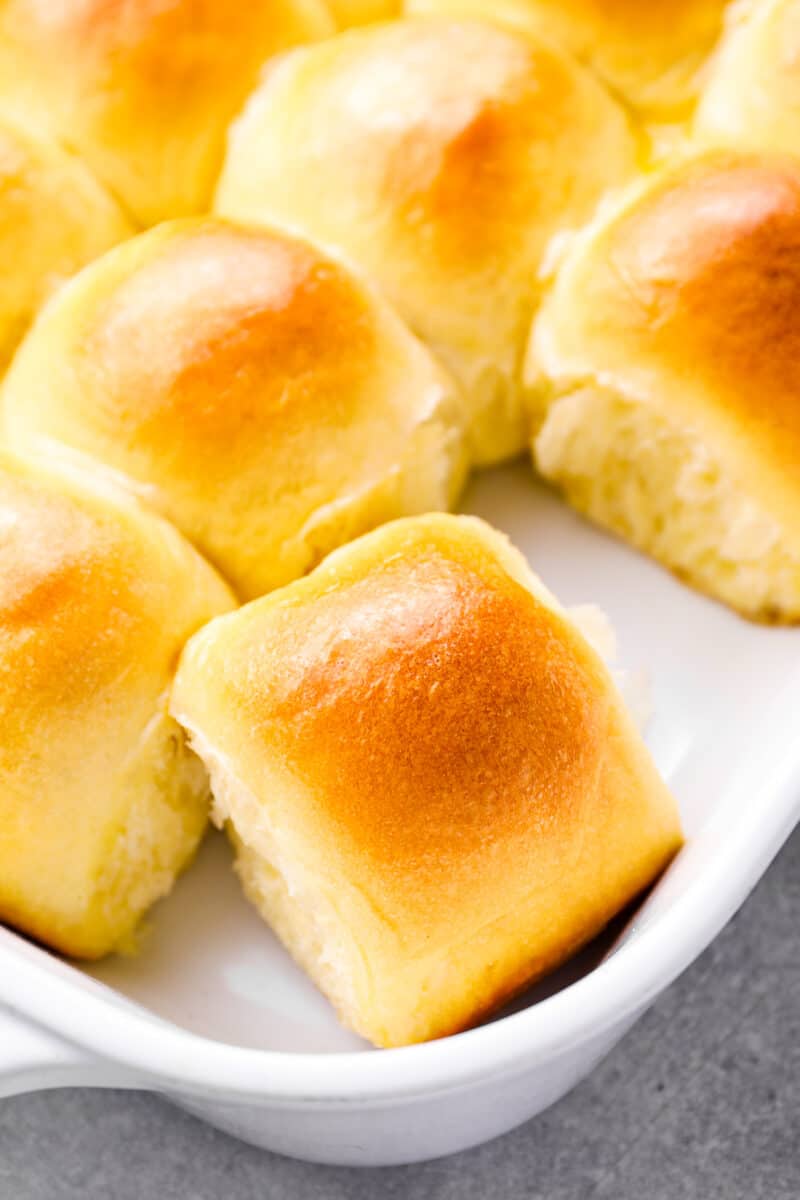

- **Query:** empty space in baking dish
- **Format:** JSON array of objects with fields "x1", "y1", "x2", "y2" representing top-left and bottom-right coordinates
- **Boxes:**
[{"x1": 6, "y1": 461, "x2": 800, "y2": 1055}]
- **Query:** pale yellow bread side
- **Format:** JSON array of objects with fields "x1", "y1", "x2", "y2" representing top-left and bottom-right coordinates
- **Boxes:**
[
  {"x1": 526, "y1": 152, "x2": 800, "y2": 622},
  {"x1": 2, "y1": 218, "x2": 467, "y2": 601},
  {"x1": 406, "y1": 0, "x2": 732, "y2": 119},
  {"x1": 0, "y1": 0, "x2": 334, "y2": 225},
  {"x1": 214, "y1": 18, "x2": 639, "y2": 466},
  {"x1": 171, "y1": 514, "x2": 682, "y2": 1047},
  {"x1": 0, "y1": 451, "x2": 234, "y2": 958},
  {"x1": 696, "y1": 0, "x2": 800, "y2": 158},
  {"x1": 0, "y1": 113, "x2": 131, "y2": 372}
]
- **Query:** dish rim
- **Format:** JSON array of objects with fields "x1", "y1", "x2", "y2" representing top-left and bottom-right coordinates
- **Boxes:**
[{"x1": 1, "y1": 664, "x2": 798, "y2": 1106}]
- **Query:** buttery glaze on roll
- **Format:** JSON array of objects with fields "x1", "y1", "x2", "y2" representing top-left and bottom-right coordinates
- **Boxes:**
[
  {"x1": 171, "y1": 513, "x2": 683, "y2": 1048},
  {"x1": 0, "y1": 0, "x2": 334, "y2": 226},
  {"x1": 0, "y1": 114, "x2": 131, "y2": 371},
  {"x1": 214, "y1": 18, "x2": 639, "y2": 466},
  {"x1": 3, "y1": 218, "x2": 466, "y2": 600},
  {"x1": 0, "y1": 451, "x2": 234, "y2": 959},
  {"x1": 696, "y1": 0, "x2": 800, "y2": 158},
  {"x1": 526, "y1": 152, "x2": 800, "y2": 623},
  {"x1": 327, "y1": 0, "x2": 401, "y2": 24},
  {"x1": 406, "y1": 0, "x2": 731, "y2": 120}
]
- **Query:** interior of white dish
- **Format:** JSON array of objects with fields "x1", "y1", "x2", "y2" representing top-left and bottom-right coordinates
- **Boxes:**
[{"x1": 10, "y1": 462, "x2": 800, "y2": 1055}]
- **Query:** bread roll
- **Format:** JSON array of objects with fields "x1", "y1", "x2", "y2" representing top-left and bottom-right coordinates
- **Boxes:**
[
  {"x1": 0, "y1": 451, "x2": 234, "y2": 959},
  {"x1": 0, "y1": 0, "x2": 334, "y2": 226},
  {"x1": 327, "y1": 0, "x2": 400, "y2": 25},
  {"x1": 0, "y1": 114, "x2": 131, "y2": 371},
  {"x1": 214, "y1": 18, "x2": 639, "y2": 466},
  {"x1": 3, "y1": 218, "x2": 466, "y2": 600},
  {"x1": 171, "y1": 513, "x2": 682, "y2": 1047},
  {"x1": 696, "y1": 0, "x2": 800, "y2": 158},
  {"x1": 526, "y1": 152, "x2": 800, "y2": 623},
  {"x1": 406, "y1": 0, "x2": 730, "y2": 119}
]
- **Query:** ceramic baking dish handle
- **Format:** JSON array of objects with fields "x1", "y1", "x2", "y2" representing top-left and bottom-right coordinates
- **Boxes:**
[{"x1": 0, "y1": 1005, "x2": 138, "y2": 1098}]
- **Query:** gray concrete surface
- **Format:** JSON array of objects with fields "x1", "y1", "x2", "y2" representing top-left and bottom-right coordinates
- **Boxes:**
[{"x1": 1, "y1": 829, "x2": 797, "y2": 1200}]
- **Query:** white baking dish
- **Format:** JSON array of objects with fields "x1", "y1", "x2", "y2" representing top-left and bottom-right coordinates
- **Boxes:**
[{"x1": 1, "y1": 462, "x2": 798, "y2": 1167}]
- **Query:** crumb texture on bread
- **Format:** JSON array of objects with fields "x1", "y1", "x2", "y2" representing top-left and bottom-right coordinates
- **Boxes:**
[
  {"x1": 527, "y1": 152, "x2": 800, "y2": 621},
  {"x1": 535, "y1": 384, "x2": 800, "y2": 621},
  {"x1": 214, "y1": 17, "x2": 639, "y2": 465},
  {"x1": 0, "y1": 451, "x2": 234, "y2": 958},
  {"x1": 3, "y1": 218, "x2": 467, "y2": 600},
  {"x1": 172, "y1": 514, "x2": 682, "y2": 1046}
]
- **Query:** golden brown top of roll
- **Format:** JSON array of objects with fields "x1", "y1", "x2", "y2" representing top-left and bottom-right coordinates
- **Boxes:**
[
  {"x1": 3, "y1": 218, "x2": 466, "y2": 599},
  {"x1": 172, "y1": 513, "x2": 682, "y2": 1046},
  {"x1": 529, "y1": 152, "x2": 800, "y2": 534},
  {"x1": 696, "y1": 0, "x2": 800, "y2": 157},
  {"x1": 0, "y1": 113, "x2": 131, "y2": 371},
  {"x1": 406, "y1": 0, "x2": 730, "y2": 118},
  {"x1": 0, "y1": 452, "x2": 229, "y2": 734},
  {"x1": 215, "y1": 17, "x2": 639, "y2": 466},
  {"x1": 0, "y1": 0, "x2": 334, "y2": 225},
  {"x1": 208, "y1": 521, "x2": 606, "y2": 836},
  {"x1": 0, "y1": 450, "x2": 233, "y2": 957}
]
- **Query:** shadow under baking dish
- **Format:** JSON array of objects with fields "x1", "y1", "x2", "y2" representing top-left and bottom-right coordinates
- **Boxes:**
[{"x1": 58, "y1": 461, "x2": 800, "y2": 1051}]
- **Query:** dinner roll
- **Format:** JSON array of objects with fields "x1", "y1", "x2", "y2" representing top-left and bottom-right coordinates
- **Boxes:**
[
  {"x1": 3, "y1": 218, "x2": 466, "y2": 600},
  {"x1": 406, "y1": 0, "x2": 731, "y2": 120},
  {"x1": 0, "y1": 451, "x2": 234, "y2": 959},
  {"x1": 526, "y1": 152, "x2": 800, "y2": 623},
  {"x1": 0, "y1": 114, "x2": 131, "y2": 372},
  {"x1": 327, "y1": 0, "x2": 400, "y2": 24},
  {"x1": 214, "y1": 18, "x2": 639, "y2": 465},
  {"x1": 696, "y1": 0, "x2": 800, "y2": 158},
  {"x1": 171, "y1": 513, "x2": 682, "y2": 1048},
  {"x1": 0, "y1": 0, "x2": 334, "y2": 226}
]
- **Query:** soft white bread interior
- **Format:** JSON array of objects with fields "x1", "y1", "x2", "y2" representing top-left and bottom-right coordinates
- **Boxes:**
[
  {"x1": 2, "y1": 218, "x2": 467, "y2": 601},
  {"x1": 214, "y1": 18, "x2": 639, "y2": 466},
  {"x1": 171, "y1": 513, "x2": 682, "y2": 1048},
  {"x1": 526, "y1": 151, "x2": 800, "y2": 623},
  {"x1": 0, "y1": 113, "x2": 132, "y2": 372},
  {"x1": 696, "y1": 0, "x2": 800, "y2": 158},
  {"x1": 0, "y1": 451, "x2": 234, "y2": 959},
  {"x1": 0, "y1": 0, "x2": 334, "y2": 226},
  {"x1": 405, "y1": 0, "x2": 732, "y2": 120}
]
